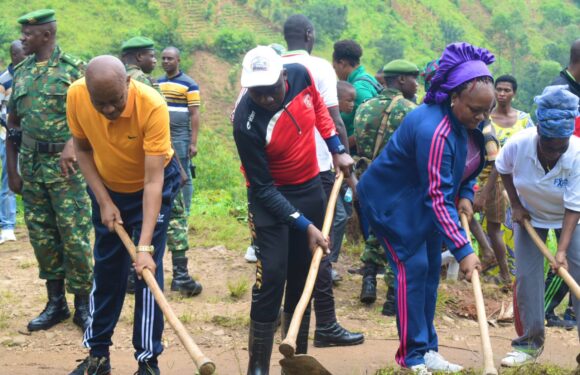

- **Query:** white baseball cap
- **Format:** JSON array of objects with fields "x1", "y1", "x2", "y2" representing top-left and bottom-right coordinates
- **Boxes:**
[{"x1": 241, "y1": 46, "x2": 284, "y2": 88}]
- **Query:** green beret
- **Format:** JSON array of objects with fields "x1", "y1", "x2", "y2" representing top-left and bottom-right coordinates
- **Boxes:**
[
  {"x1": 382, "y1": 59, "x2": 420, "y2": 77},
  {"x1": 17, "y1": 9, "x2": 56, "y2": 25},
  {"x1": 121, "y1": 36, "x2": 155, "y2": 52}
]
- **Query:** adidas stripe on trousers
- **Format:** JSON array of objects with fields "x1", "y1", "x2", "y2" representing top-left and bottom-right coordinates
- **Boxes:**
[{"x1": 83, "y1": 159, "x2": 181, "y2": 363}]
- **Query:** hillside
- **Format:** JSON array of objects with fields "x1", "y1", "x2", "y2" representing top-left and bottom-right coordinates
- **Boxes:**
[
  {"x1": 244, "y1": 0, "x2": 579, "y2": 112},
  {"x1": 0, "y1": 0, "x2": 578, "y2": 235},
  {"x1": 1, "y1": 0, "x2": 578, "y2": 112}
]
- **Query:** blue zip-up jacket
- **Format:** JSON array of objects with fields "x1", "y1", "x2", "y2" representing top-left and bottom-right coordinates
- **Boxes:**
[{"x1": 358, "y1": 103, "x2": 485, "y2": 262}]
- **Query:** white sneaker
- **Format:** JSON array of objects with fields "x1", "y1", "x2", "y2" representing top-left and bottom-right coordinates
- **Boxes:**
[
  {"x1": 424, "y1": 350, "x2": 463, "y2": 373},
  {"x1": 410, "y1": 364, "x2": 432, "y2": 375},
  {"x1": 0, "y1": 229, "x2": 16, "y2": 244},
  {"x1": 501, "y1": 351, "x2": 535, "y2": 367},
  {"x1": 244, "y1": 245, "x2": 257, "y2": 263}
]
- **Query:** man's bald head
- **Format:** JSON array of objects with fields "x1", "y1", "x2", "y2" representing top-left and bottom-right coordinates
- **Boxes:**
[
  {"x1": 86, "y1": 55, "x2": 131, "y2": 121},
  {"x1": 570, "y1": 39, "x2": 580, "y2": 65},
  {"x1": 10, "y1": 40, "x2": 26, "y2": 65}
]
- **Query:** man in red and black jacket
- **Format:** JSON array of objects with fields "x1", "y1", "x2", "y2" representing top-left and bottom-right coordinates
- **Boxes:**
[{"x1": 233, "y1": 46, "x2": 353, "y2": 375}]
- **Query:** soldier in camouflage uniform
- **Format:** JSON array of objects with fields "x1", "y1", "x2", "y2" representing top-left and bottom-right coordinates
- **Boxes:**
[
  {"x1": 353, "y1": 59, "x2": 419, "y2": 316},
  {"x1": 121, "y1": 37, "x2": 202, "y2": 297},
  {"x1": 6, "y1": 9, "x2": 92, "y2": 332}
]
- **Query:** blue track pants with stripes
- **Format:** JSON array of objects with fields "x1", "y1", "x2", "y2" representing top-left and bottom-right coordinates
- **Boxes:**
[
  {"x1": 83, "y1": 159, "x2": 180, "y2": 364},
  {"x1": 377, "y1": 232, "x2": 443, "y2": 367}
]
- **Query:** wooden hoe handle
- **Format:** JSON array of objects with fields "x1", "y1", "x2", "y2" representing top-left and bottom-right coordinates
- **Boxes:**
[
  {"x1": 523, "y1": 219, "x2": 580, "y2": 300},
  {"x1": 279, "y1": 172, "x2": 344, "y2": 357},
  {"x1": 460, "y1": 214, "x2": 498, "y2": 375},
  {"x1": 115, "y1": 223, "x2": 216, "y2": 375}
]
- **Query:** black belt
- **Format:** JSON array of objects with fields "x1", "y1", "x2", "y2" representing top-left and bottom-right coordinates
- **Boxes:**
[{"x1": 21, "y1": 133, "x2": 66, "y2": 153}]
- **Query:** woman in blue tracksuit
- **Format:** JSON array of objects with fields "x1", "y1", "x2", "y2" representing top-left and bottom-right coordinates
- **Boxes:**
[{"x1": 358, "y1": 43, "x2": 495, "y2": 375}]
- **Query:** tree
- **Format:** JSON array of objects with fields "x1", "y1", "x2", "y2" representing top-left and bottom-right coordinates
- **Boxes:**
[
  {"x1": 487, "y1": 11, "x2": 529, "y2": 75},
  {"x1": 439, "y1": 19, "x2": 464, "y2": 45},
  {"x1": 0, "y1": 21, "x2": 16, "y2": 65},
  {"x1": 373, "y1": 33, "x2": 405, "y2": 63},
  {"x1": 544, "y1": 43, "x2": 568, "y2": 66},
  {"x1": 515, "y1": 59, "x2": 561, "y2": 115},
  {"x1": 304, "y1": 1, "x2": 348, "y2": 43},
  {"x1": 213, "y1": 28, "x2": 256, "y2": 63}
]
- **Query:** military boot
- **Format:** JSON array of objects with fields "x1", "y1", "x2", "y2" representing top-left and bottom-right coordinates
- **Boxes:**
[
  {"x1": 171, "y1": 255, "x2": 202, "y2": 297},
  {"x1": 382, "y1": 286, "x2": 396, "y2": 316},
  {"x1": 247, "y1": 320, "x2": 277, "y2": 375},
  {"x1": 73, "y1": 294, "x2": 91, "y2": 331},
  {"x1": 126, "y1": 265, "x2": 136, "y2": 295},
  {"x1": 28, "y1": 280, "x2": 70, "y2": 331},
  {"x1": 314, "y1": 321, "x2": 364, "y2": 347},
  {"x1": 359, "y1": 262, "x2": 378, "y2": 304}
]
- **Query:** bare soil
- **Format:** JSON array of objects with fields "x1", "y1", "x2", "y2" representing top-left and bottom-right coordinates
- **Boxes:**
[{"x1": 0, "y1": 227, "x2": 578, "y2": 375}]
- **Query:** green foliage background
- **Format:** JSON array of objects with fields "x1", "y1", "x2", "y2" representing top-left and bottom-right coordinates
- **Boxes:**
[
  {"x1": 1, "y1": 0, "x2": 578, "y2": 112},
  {"x1": 0, "y1": 0, "x2": 578, "y2": 250},
  {"x1": 0, "y1": 0, "x2": 193, "y2": 75},
  {"x1": 248, "y1": 0, "x2": 579, "y2": 113}
]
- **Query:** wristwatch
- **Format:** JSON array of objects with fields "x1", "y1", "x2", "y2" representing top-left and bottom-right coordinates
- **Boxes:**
[
  {"x1": 136, "y1": 245, "x2": 155, "y2": 254},
  {"x1": 336, "y1": 144, "x2": 347, "y2": 154}
]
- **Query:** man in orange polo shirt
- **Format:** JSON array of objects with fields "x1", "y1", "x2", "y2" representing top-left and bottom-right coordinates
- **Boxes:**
[{"x1": 67, "y1": 55, "x2": 180, "y2": 375}]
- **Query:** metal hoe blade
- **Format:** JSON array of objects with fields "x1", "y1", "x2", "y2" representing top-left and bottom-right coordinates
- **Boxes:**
[{"x1": 279, "y1": 355, "x2": 333, "y2": 375}]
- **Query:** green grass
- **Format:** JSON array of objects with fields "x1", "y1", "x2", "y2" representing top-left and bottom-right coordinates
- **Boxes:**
[
  {"x1": 211, "y1": 314, "x2": 250, "y2": 329},
  {"x1": 178, "y1": 311, "x2": 194, "y2": 324},
  {"x1": 188, "y1": 125, "x2": 249, "y2": 251},
  {"x1": 227, "y1": 277, "x2": 249, "y2": 300}
]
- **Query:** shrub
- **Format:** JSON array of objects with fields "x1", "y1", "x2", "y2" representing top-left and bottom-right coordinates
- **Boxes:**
[{"x1": 213, "y1": 28, "x2": 256, "y2": 63}]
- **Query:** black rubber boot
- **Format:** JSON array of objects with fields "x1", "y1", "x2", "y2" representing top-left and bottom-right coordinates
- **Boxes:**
[
  {"x1": 314, "y1": 322, "x2": 364, "y2": 347},
  {"x1": 27, "y1": 280, "x2": 70, "y2": 332},
  {"x1": 247, "y1": 320, "x2": 277, "y2": 375},
  {"x1": 171, "y1": 255, "x2": 203, "y2": 297},
  {"x1": 69, "y1": 355, "x2": 111, "y2": 375},
  {"x1": 281, "y1": 309, "x2": 311, "y2": 354},
  {"x1": 73, "y1": 294, "x2": 90, "y2": 331},
  {"x1": 360, "y1": 263, "x2": 377, "y2": 304},
  {"x1": 126, "y1": 265, "x2": 136, "y2": 295},
  {"x1": 382, "y1": 287, "x2": 396, "y2": 316}
]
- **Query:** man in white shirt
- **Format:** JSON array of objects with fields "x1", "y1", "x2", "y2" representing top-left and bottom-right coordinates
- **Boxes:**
[
  {"x1": 497, "y1": 85, "x2": 580, "y2": 367},
  {"x1": 280, "y1": 14, "x2": 363, "y2": 349}
]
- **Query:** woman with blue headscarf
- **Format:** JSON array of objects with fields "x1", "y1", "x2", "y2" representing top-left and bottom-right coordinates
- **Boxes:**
[
  {"x1": 357, "y1": 43, "x2": 495, "y2": 374},
  {"x1": 497, "y1": 85, "x2": 580, "y2": 367}
]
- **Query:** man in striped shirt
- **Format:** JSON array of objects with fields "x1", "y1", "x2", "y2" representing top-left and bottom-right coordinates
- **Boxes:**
[{"x1": 158, "y1": 47, "x2": 200, "y2": 216}]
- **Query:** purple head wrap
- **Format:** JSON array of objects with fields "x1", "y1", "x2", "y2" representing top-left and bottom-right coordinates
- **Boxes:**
[{"x1": 424, "y1": 42, "x2": 495, "y2": 104}]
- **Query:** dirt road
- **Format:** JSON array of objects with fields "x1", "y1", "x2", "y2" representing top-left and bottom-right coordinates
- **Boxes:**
[{"x1": 0, "y1": 228, "x2": 578, "y2": 374}]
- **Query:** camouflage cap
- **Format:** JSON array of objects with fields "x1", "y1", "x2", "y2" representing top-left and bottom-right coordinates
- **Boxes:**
[
  {"x1": 17, "y1": 9, "x2": 56, "y2": 25},
  {"x1": 382, "y1": 59, "x2": 419, "y2": 77},
  {"x1": 121, "y1": 36, "x2": 155, "y2": 52}
]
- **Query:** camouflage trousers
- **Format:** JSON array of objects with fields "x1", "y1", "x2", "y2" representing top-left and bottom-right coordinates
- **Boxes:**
[
  {"x1": 22, "y1": 176, "x2": 93, "y2": 295},
  {"x1": 360, "y1": 233, "x2": 395, "y2": 287},
  {"x1": 166, "y1": 188, "x2": 189, "y2": 252}
]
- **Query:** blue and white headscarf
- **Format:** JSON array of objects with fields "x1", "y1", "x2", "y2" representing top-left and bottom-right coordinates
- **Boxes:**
[{"x1": 535, "y1": 85, "x2": 579, "y2": 138}]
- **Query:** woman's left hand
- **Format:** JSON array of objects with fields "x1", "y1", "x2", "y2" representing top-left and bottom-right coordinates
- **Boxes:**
[
  {"x1": 553, "y1": 250, "x2": 568, "y2": 271},
  {"x1": 457, "y1": 198, "x2": 474, "y2": 222}
]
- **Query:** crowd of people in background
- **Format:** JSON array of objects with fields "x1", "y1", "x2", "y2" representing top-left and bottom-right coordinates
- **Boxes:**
[{"x1": 1, "y1": 7, "x2": 579, "y2": 375}]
